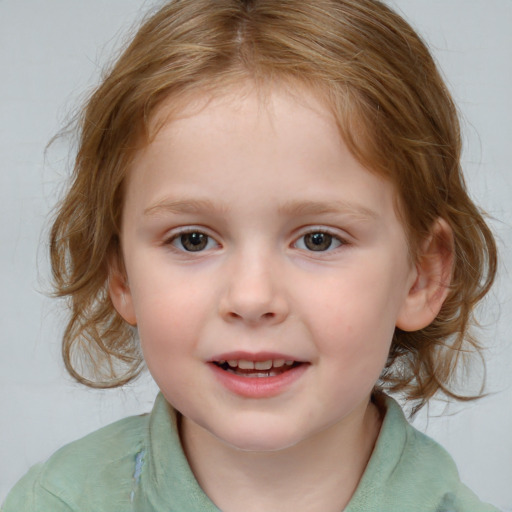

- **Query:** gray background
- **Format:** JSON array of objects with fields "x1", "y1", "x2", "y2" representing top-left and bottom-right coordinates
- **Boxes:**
[{"x1": 1, "y1": 1, "x2": 511, "y2": 509}]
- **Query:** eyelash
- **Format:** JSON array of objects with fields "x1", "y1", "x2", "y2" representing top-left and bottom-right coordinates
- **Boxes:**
[
  {"x1": 164, "y1": 228, "x2": 348, "y2": 254},
  {"x1": 165, "y1": 229, "x2": 220, "y2": 253},
  {"x1": 293, "y1": 229, "x2": 346, "y2": 253}
]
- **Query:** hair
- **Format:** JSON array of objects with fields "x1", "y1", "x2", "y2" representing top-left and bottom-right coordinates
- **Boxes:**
[{"x1": 50, "y1": 0, "x2": 497, "y2": 410}]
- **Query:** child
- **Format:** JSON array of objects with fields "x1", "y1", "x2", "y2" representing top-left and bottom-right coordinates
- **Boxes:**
[{"x1": 2, "y1": 0, "x2": 502, "y2": 510}]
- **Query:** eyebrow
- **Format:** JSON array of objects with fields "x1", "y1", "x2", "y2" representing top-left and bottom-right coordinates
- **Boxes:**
[
  {"x1": 143, "y1": 197, "x2": 378, "y2": 221},
  {"x1": 144, "y1": 198, "x2": 229, "y2": 217},
  {"x1": 277, "y1": 199, "x2": 379, "y2": 221}
]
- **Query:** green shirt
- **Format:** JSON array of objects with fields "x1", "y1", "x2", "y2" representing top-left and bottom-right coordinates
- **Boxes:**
[{"x1": 2, "y1": 393, "x2": 500, "y2": 512}]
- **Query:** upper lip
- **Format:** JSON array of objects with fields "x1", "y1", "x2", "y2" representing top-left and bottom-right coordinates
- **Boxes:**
[{"x1": 209, "y1": 351, "x2": 304, "y2": 363}]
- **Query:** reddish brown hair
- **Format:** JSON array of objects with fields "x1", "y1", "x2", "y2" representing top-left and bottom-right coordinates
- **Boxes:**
[{"x1": 50, "y1": 0, "x2": 497, "y2": 409}]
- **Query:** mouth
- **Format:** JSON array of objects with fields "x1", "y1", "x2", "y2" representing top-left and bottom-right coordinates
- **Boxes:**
[
  {"x1": 212, "y1": 359, "x2": 303, "y2": 378},
  {"x1": 209, "y1": 354, "x2": 309, "y2": 397}
]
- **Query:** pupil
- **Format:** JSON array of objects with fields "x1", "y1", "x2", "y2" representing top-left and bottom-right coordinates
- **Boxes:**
[
  {"x1": 311, "y1": 233, "x2": 324, "y2": 245},
  {"x1": 182, "y1": 233, "x2": 207, "y2": 251},
  {"x1": 305, "y1": 233, "x2": 332, "y2": 251}
]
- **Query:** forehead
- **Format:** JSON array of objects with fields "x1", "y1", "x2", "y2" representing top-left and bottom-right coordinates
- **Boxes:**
[
  {"x1": 132, "y1": 83, "x2": 356, "y2": 186},
  {"x1": 141, "y1": 79, "x2": 400, "y2": 197},
  {"x1": 125, "y1": 83, "x2": 401, "y2": 229},
  {"x1": 148, "y1": 80, "x2": 333, "y2": 140},
  {"x1": 138, "y1": 80, "x2": 370, "y2": 188}
]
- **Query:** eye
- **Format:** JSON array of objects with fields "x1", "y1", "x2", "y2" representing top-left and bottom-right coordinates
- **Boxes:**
[
  {"x1": 294, "y1": 231, "x2": 343, "y2": 252},
  {"x1": 169, "y1": 231, "x2": 218, "y2": 252}
]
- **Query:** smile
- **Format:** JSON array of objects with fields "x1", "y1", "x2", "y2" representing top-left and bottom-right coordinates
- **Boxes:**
[
  {"x1": 209, "y1": 354, "x2": 308, "y2": 398},
  {"x1": 214, "y1": 359, "x2": 298, "y2": 378}
]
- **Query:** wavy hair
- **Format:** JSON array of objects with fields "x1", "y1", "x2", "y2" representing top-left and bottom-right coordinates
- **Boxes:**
[{"x1": 50, "y1": 0, "x2": 497, "y2": 409}]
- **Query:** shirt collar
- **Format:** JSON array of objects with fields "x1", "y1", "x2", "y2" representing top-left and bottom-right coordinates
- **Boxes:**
[
  {"x1": 141, "y1": 392, "x2": 406, "y2": 511},
  {"x1": 141, "y1": 393, "x2": 221, "y2": 511}
]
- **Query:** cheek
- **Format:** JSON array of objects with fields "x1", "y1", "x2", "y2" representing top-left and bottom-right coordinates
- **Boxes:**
[
  {"x1": 129, "y1": 271, "x2": 211, "y2": 358},
  {"x1": 134, "y1": 291, "x2": 207, "y2": 402},
  {"x1": 301, "y1": 269, "x2": 402, "y2": 364}
]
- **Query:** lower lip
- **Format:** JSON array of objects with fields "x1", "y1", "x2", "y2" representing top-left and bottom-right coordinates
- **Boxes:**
[{"x1": 209, "y1": 363, "x2": 308, "y2": 398}]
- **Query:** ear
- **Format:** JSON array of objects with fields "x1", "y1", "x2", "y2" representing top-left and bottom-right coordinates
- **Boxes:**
[
  {"x1": 396, "y1": 218, "x2": 454, "y2": 332},
  {"x1": 108, "y1": 252, "x2": 137, "y2": 326}
]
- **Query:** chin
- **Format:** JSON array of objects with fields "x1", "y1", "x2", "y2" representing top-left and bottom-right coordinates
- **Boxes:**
[{"x1": 213, "y1": 420, "x2": 311, "y2": 453}]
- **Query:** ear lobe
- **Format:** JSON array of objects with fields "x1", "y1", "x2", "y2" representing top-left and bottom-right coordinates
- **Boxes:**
[
  {"x1": 396, "y1": 219, "x2": 454, "y2": 332},
  {"x1": 108, "y1": 256, "x2": 137, "y2": 326}
]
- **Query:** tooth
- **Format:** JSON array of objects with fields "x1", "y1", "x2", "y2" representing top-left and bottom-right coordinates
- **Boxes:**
[
  {"x1": 218, "y1": 360, "x2": 226, "y2": 364},
  {"x1": 273, "y1": 359, "x2": 285, "y2": 368},
  {"x1": 228, "y1": 360, "x2": 238, "y2": 368},
  {"x1": 238, "y1": 360, "x2": 255, "y2": 370},
  {"x1": 255, "y1": 360, "x2": 272, "y2": 370},
  {"x1": 285, "y1": 360, "x2": 294, "y2": 366}
]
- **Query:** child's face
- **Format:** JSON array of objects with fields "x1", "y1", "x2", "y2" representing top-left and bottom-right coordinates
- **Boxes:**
[{"x1": 112, "y1": 84, "x2": 418, "y2": 452}]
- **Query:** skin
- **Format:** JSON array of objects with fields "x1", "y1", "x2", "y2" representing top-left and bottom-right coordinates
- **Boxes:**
[{"x1": 110, "y1": 83, "x2": 452, "y2": 511}]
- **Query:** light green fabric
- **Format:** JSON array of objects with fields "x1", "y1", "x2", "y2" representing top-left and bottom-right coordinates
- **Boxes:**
[{"x1": 2, "y1": 393, "x2": 500, "y2": 512}]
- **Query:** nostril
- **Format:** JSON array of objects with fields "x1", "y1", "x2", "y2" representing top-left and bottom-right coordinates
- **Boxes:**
[
  {"x1": 225, "y1": 310, "x2": 276, "y2": 323},
  {"x1": 219, "y1": 293, "x2": 289, "y2": 325},
  {"x1": 226, "y1": 311, "x2": 275, "y2": 320}
]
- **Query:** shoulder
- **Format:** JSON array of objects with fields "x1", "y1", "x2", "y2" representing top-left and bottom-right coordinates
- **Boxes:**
[
  {"x1": 383, "y1": 396, "x2": 500, "y2": 511},
  {"x1": 2, "y1": 413, "x2": 150, "y2": 512},
  {"x1": 347, "y1": 395, "x2": 501, "y2": 512}
]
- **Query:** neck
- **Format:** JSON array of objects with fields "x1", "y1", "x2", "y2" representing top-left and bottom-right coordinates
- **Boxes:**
[{"x1": 181, "y1": 399, "x2": 382, "y2": 512}]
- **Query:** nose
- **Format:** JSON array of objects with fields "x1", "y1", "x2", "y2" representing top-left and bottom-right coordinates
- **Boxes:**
[{"x1": 218, "y1": 250, "x2": 289, "y2": 326}]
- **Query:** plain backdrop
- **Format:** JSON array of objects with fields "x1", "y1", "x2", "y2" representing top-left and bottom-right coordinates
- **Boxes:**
[{"x1": 1, "y1": 1, "x2": 511, "y2": 509}]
